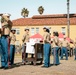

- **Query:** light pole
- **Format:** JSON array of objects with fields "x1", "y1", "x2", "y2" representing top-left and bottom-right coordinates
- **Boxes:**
[{"x1": 67, "y1": 0, "x2": 70, "y2": 38}]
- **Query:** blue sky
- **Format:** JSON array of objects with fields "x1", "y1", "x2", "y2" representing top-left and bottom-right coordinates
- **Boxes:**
[{"x1": 0, "y1": 0, "x2": 76, "y2": 20}]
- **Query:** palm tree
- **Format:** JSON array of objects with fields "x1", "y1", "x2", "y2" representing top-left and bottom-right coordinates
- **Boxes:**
[
  {"x1": 21, "y1": 8, "x2": 29, "y2": 18},
  {"x1": 38, "y1": 6, "x2": 44, "y2": 15}
]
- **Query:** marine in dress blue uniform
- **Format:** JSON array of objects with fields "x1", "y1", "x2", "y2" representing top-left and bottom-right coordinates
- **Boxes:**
[
  {"x1": 10, "y1": 29, "x2": 16, "y2": 65},
  {"x1": 22, "y1": 28, "x2": 30, "y2": 64},
  {"x1": 52, "y1": 32, "x2": 60, "y2": 65},
  {"x1": 74, "y1": 38, "x2": 76, "y2": 60},
  {"x1": 42, "y1": 26, "x2": 51, "y2": 68},
  {"x1": 61, "y1": 36, "x2": 69, "y2": 60},
  {"x1": 0, "y1": 28, "x2": 1, "y2": 68},
  {"x1": 0, "y1": 13, "x2": 12, "y2": 69}
]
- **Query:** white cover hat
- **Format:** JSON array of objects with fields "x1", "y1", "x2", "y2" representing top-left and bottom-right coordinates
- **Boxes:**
[
  {"x1": 43, "y1": 26, "x2": 48, "y2": 29},
  {"x1": 2, "y1": 13, "x2": 11, "y2": 17},
  {"x1": 25, "y1": 28, "x2": 29, "y2": 31}
]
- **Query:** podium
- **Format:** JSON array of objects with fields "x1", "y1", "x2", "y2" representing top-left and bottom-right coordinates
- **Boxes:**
[{"x1": 24, "y1": 43, "x2": 43, "y2": 65}]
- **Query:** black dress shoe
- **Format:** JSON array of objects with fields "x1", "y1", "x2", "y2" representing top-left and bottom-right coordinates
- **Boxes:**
[
  {"x1": 4, "y1": 67, "x2": 9, "y2": 70},
  {"x1": 22, "y1": 62, "x2": 26, "y2": 65},
  {"x1": 41, "y1": 66, "x2": 49, "y2": 68},
  {"x1": 48, "y1": 64, "x2": 51, "y2": 67},
  {"x1": 30, "y1": 62, "x2": 33, "y2": 65},
  {"x1": 55, "y1": 64, "x2": 59, "y2": 66},
  {"x1": 0, "y1": 66, "x2": 5, "y2": 69}
]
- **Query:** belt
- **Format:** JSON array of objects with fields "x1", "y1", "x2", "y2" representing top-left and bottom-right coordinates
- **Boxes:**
[{"x1": 1, "y1": 35, "x2": 9, "y2": 37}]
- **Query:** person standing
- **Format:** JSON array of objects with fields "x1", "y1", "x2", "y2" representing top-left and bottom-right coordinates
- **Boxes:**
[
  {"x1": 1, "y1": 13, "x2": 12, "y2": 69},
  {"x1": 10, "y1": 29, "x2": 16, "y2": 65},
  {"x1": 74, "y1": 38, "x2": 76, "y2": 60},
  {"x1": 60, "y1": 36, "x2": 69, "y2": 60},
  {"x1": 42, "y1": 26, "x2": 51, "y2": 68},
  {"x1": 52, "y1": 31, "x2": 60, "y2": 65},
  {"x1": 0, "y1": 27, "x2": 1, "y2": 68},
  {"x1": 22, "y1": 28, "x2": 30, "y2": 64}
]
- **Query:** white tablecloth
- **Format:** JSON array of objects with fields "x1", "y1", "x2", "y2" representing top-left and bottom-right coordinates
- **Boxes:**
[{"x1": 26, "y1": 42, "x2": 35, "y2": 54}]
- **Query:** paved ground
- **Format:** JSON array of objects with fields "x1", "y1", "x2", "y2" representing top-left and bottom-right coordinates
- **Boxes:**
[{"x1": 0, "y1": 55, "x2": 76, "y2": 75}]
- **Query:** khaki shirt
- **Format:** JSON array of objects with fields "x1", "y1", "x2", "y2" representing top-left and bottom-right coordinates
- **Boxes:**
[
  {"x1": 74, "y1": 41, "x2": 76, "y2": 48},
  {"x1": 43, "y1": 32, "x2": 51, "y2": 44},
  {"x1": 1, "y1": 20, "x2": 12, "y2": 35},
  {"x1": 61, "y1": 40, "x2": 69, "y2": 47},
  {"x1": 0, "y1": 34, "x2": 1, "y2": 37},
  {"x1": 70, "y1": 43, "x2": 74, "y2": 48},
  {"x1": 58, "y1": 40, "x2": 62, "y2": 47},
  {"x1": 10, "y1": 32, "x2": 16, "y2": 45},
  {"x1": 22, "y1": 33, "x2": 30, "y2": 43},
  {"x1": 52, "y1": 36, "x2": 59, "y2": 47}
]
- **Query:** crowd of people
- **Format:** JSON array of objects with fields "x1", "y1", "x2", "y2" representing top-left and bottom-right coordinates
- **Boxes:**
[
  {"x1": 0, "y1": 13, "x2": 76, "y2": 69},
  {"x1": 22, "y1": 26, "x2": 76, "y2": 68}
]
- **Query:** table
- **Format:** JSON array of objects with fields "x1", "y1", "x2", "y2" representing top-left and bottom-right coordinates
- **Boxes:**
[{"x1": 24, "y1": 43, "x2": 43, "y2": 65}]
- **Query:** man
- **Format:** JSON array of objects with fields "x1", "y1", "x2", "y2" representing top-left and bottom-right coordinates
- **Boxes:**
[
  {"x1": 61, "y1": 36, "x2": 69, "y2": 60},
  {"x1": 22, "y1": 28, "x2": 30, "y2": 64},
  {"x1": 74, "y1": 38, "x2": 76, "y2": 60},
  {"x1": 1, "y1": 13, "x2": 12, "y2": 69},
  {"x1": 42, "y1": 26, "x2": 51, "y2": 68},
  {"x1": 0, "y1": 40, "x2": 1, "y2": 68},
  {"x1": 10, "y1": 29, "x2": 16, "y2": 65},
  {"x1": 0, "y1": 22, "x2": 1, "y2": 68}
]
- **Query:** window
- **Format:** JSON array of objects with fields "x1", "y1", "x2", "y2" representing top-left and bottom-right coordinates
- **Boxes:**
[
  {"x1": 31, "y1": 28, "x2": 35, "y2": 35},
  {"x1": 16, "y1": 28, "x2": 20, "y2": 35},
  {"x1": 36, "y1": 27, "x2": 39, "y2": 33},
  {"x1": 61, "y1": 27, "x2": 66, "y2": 35}
]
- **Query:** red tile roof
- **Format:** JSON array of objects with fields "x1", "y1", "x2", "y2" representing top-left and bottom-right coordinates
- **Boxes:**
[
  {"x1": 32, "y1": 14, "x2": 76, "y2": 19},
  {"x1": 12, "y1": 14, "x2": 76, "y2": 26}
]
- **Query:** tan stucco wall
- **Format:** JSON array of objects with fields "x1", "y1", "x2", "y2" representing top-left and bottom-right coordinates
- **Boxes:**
[
  {"x1": 70, "y1": 25, "x2": 76, "y2": 41},
  {"x1": 12, "y1": 24, "x2": 76, "y2": 45}
]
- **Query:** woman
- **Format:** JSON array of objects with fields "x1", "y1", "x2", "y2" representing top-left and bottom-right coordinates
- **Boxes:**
[
  {"x1": 42, "y1": 27, "x2": 51, "y2": 68},
  {"x1": 52, "y1": 31, "x2": 60, "y2": 65}
]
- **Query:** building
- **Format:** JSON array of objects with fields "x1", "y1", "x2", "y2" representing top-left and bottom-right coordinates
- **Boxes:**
[{"x1": 12, "y1": 14, "x2": 76, "y2": 45}]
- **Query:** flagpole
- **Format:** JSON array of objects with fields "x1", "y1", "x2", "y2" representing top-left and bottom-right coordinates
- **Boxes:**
[{"x1": 67, "y1": 0, "x2": 70, "y2": 38}]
